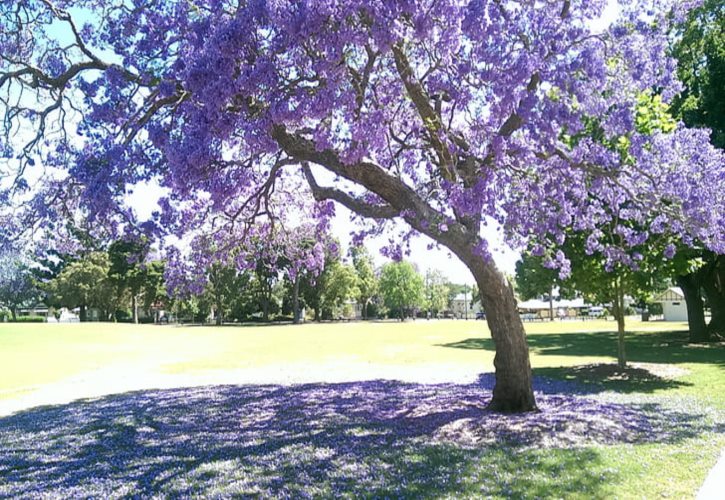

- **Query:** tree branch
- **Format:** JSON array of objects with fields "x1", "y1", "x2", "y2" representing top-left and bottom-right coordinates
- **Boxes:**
[{"x1": 301, "y1": 162, "x2": 399, "y2": 219}]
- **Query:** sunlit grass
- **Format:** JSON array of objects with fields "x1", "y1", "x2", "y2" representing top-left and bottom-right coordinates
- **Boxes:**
[
  {"x1": 0, "y1": 318, "x2": 722, "y2": 498},
  {"x1": 1, "y1": 318, "x2": 688, "y2": 398}
]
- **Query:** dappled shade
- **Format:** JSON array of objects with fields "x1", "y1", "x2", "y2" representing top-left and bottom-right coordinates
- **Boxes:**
[
  {"x1": 0, "y1": 377, "x2": 718, "y2": 498},
  {"x1": 440, "y1": 330, "x2": 725, "y2": 366}
]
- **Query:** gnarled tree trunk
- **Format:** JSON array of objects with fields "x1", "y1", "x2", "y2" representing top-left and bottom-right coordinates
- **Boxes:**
[
  {"x1": 703, "y1": 255, "x2": 725, "y2": 337},
  {"x1": 460, "y1": 250, "x2": 537, "y2": 412}
]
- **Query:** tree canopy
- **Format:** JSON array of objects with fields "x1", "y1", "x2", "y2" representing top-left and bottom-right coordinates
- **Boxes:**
[
  {"x1": 0, "y1": 253, "x2": 39, "y2": 320},
  {"x1": 379, "y1": 261, "x2": 425, "y2": 320}
]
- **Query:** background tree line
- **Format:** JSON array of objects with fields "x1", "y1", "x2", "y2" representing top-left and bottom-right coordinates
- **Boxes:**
[{"x1": 1, "y1": 238, "x2": 479, "y2": 324}]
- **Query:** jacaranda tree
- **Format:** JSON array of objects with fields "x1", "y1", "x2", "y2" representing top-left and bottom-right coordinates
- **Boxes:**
[{"x1": 2, "y1": 0, "x2": 725, "y2": 411}]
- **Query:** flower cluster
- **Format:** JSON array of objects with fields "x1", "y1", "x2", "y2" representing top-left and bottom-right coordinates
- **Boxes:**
[{"x1": 1, "y1": 0, "x2": 722, "y2": 276}]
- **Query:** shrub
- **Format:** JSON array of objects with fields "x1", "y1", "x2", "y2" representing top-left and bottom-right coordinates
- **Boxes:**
[
  {"x1": 648, "y1": 302, "x2": 664, "y2": 315},
  {"x1": 12, "y1": 316, "x2": 45, "y2": 323}
]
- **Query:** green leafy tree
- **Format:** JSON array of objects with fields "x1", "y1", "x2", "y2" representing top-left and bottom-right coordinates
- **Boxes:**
[
  {"x1": 672, "y1": 0, "x2": 725, "y2": 148},
  {"x1": 321, "y1": 262, "x2": 359, "y2": 319},
  {"x1": 300, "y1": 241, "x2": 341, "y2": 321},
  {"x1": 350, "y1": 246, "x2": 378, "y2": 319},
  {"x1": 0, "y1": 253, "x2": 39, "y2": 321},
  {"x1": 141, "y1": 260, "x2": 168, "y2": 315},
  {"x1": 203, "y1": 263, "x2": 245, "y2": 325},
  {"x1": 379, "y1": 261, "x2": 425, "y2": 321},
  {"x1": 108, "y1": 238, "x2": 150, "y2": 323},
  {"x1": 514, "y1": 255, "x2": 565, "y2": 322},
  {"x1": 47, "y1": 252, "x2": 119, "y2": 321},
  {"x1": 423, "y1": 269, "x2": 449, "y2": 317},
  {"x1": 524, "y1": 233, "x2": 672, "y2": 368}
]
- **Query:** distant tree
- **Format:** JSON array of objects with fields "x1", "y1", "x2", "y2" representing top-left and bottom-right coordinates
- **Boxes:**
[
  {"x1": 379, "y1": 262, "x2": 425, "y2": 321},
  {"x1": 350, "y1": 246, "x2": 378, "y2": 320},
  {"x1": 423, "y1": 269, "x2": 449, "y2": 318},
  {"x1": 515, "y1": 255, "x2": 569, "y2": 321},
  {"x1": 300, "y1": 240, "x2": 341, "y2": 322},
  {"x1": 47, "y1": 252, "x2": 118, "y2": 321},
  {"x1": 205, "y1": 263, "x2": 245, "y2": 325},
  {"x1": 522, "y1": 233, "x2": 672, "y2": 368},
  {"x1": 0, "y1": 253, "x2": 39, "y2": 321},
  {"x1": 141, "y1": 260, "x2": 168, "y2": 316},
  {"x1": 108, "y1": 238, "x2": 150, "y2": 324},
  {"x1": 321, "y1": 262, "x2": 359, "y2": 319}
]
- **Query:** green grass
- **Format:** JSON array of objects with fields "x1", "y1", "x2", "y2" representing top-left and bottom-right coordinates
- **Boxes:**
[{"x1": 0, "y1": 318, "x2": 723, "y2": 498}]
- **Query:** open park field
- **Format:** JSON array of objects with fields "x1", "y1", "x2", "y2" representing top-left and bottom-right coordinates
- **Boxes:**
[{"x1": 0, "y1": 319, "x2": 723, "y2": 498}]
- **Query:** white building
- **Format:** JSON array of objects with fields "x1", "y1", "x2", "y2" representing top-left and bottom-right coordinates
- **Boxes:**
[
  {"x1": 517, "y1": 297, "x2": 590, "y2": 320},
  {"x1": 450, "y1": 293, "x2": 482, "y2": 319},
  {"x1": 654, "y1": 287, "x2": 688, "y2": 322}
]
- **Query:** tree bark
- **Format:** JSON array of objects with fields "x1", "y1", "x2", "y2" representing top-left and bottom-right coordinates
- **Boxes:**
[
  {"x1": 702, "y1": 255, "x2": 725, "y2": 337},
  {"x1": 677, "y1": 274, "x2": 709, "y2": 342},
  {"x1": 11, "y1": 307, "x2": 17, "y2": 322},
  {"x1": 132, "y1": 294, "x2": 139, "y2": 324},
  {"x1": 462, "y1": 252, "x2": 537, "y2": 412},
  {"x1": 292, "y1": 276, "x2": 301, "y2": 324},
  {"x1": 79, "y1": 304, "x2": 87, "y2": 322},
  {"x1": 215, "y1": 304, "x2": 222, "y2": 326},
  {"x1": 549, "y1": 284, "x2": 554, "y2": 322},
  {"x1": 613, "y1": 278, "x2": 627, "y2": 369}
]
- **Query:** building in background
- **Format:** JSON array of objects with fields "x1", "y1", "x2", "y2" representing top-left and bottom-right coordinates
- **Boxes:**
[{"x1": 653, "y1": 287, "x2": 688, "y2": 322}]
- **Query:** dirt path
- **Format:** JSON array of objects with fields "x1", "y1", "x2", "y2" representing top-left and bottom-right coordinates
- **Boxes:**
[{"x1": 0, "y1": 360, "x2": 483, "y2": 417}]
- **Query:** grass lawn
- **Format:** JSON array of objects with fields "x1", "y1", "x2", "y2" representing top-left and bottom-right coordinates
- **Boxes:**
[{"x1": 0, "y1": 319, "x2": 723, "y2": 498}]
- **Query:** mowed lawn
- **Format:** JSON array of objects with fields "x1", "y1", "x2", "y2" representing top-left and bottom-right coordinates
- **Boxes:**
[{"x1": 0, "y1": 319, "x2": 723, "y2": 498}]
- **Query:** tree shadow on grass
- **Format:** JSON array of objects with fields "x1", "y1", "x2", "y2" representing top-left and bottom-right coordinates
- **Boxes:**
[
  {"x1": 0, "y1": 378, "x2": 719, "y2": 498},
  {"x1": 439, "y1": 329, "x2": 725, "y2": 367},
  {"x1": 533, "y1": 364, "x2": 695, "y2": 394}
]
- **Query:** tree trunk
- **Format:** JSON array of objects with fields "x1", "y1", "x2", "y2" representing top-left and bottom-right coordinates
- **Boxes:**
[
  {"x1": 677, "y1": 274, "x2": 709, "y2": 342},
  {"x1": 79, "y1": 304, "x2": 87, "y2": 322},
  {"x1": 462, "y1": 253, "x2": 537, "y2": 412},
  {"x1": 281, "y1": 132, "x2": 536, "y2": 411},
  {"x1": 11, "y1": 307, "x2": 17, "y2": 322},
  {"x1": 702, "y1": 255, "x2": 725, "y2": 337},
  {"x1": 361, "y1": 298, "x2": 368, "y2": 320},
  {"x1": 292, "y1": 276, "x2": 301, "y2": 324},
  {"x1": 261, "y1": 291, "x2": 270, "y2": 322},
  {"x1": 132, "y1": 294, "x2": 139, "y2": 324},
  {"x1": 613, "y1": 278, "x2": 627, "y2": 369},
  {"x1": 549, "y1": 284, "x2": 554, "y2": 322}
]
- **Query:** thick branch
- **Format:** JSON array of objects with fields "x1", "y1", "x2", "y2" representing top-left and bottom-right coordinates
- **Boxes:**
[
  {"x1": 391, "y1": 43, "x2": 455, "y2": 180},
  {"x1": 272, "y1": 125, "x2": 476, "y2": 253},
  {"x1": 301, "y1": 163, "x2": 399, "y2": 219}
]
